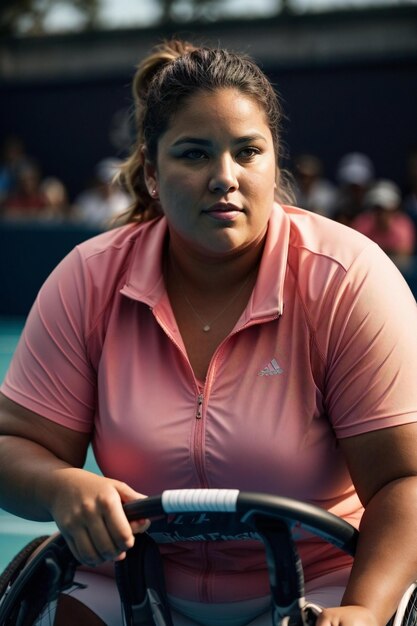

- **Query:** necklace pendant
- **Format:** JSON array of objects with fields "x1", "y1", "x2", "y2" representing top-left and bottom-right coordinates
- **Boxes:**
[{"x1": 203, "y1": 324, "x2": 211, "y2": 332}]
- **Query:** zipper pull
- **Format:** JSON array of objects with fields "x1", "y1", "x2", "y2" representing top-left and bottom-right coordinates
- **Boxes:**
[{"x1": 196, "y1": 393, "x2": 203, "y2": 419}]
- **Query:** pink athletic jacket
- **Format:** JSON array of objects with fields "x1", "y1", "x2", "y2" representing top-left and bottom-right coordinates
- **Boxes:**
[{"x1": 3, "y1": 204, "x2": 417, "y2": 602}]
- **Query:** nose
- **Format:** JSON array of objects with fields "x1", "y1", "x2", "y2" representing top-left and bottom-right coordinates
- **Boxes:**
[{"x1": 208, "y1": 155, "x2": 239, "y2": 194}]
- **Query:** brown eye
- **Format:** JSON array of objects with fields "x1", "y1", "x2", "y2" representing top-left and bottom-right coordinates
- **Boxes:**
[
  {"x1": 182, "y1": 150, "x2": 208, "y2": 160},
  {"x1": 238, "y1": 147, "x2": 260, "y2": 160}
]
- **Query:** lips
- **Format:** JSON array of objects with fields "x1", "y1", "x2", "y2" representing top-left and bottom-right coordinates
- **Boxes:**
[{"x1": 204, "y1": 203, "x2": 243, "y2": 220}]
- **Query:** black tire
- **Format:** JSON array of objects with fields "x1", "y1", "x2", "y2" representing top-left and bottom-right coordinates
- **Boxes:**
[
  {"x1": 0, "y1": 533, "x2": 78, "y2": 626},
  {"x1": 0, "y1": 536, "x2": 50, "y2": 599}
]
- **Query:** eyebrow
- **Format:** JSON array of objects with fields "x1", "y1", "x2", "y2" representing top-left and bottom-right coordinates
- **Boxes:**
[{"x1": 171, "y1": 134, "x2": 267, "y2": 147}]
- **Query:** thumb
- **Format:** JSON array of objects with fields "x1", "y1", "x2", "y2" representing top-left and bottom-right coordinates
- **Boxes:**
[
  {"x1": 111, "y1": 479, "x2": 147, "y2": 504},
  {"x1": 111, "y1": 480, "x2": 151, "y2": 534}
]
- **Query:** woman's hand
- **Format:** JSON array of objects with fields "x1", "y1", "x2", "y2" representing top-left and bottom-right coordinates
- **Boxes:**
[
  {"x1": 0, "y1": 398, "x2": 149, "y2": 567},
  {"x1": 316, "y1": 606, "x2": 378, "y2": 626},
  {"x1": 49, "y1": 467, "x2": 150, "y2": 566}
]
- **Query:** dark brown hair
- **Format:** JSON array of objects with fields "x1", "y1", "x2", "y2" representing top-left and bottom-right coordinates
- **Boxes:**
[{"x1": 118, "y1": 39, "x2": 292, "y2": 224}]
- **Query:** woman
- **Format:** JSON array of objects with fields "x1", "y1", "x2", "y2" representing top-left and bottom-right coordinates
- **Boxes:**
[{"x1": 1, "y1": 40, "x2": 417, "y2": 626}]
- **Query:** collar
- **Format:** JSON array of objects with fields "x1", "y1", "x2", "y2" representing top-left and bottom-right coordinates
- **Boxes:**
[{"x1": 119, "y1": 204, "x2": 289, "y2": 320}]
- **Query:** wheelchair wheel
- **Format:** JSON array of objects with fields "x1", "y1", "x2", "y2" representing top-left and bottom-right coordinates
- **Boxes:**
[
  {"x1": 120, "y1": 489, "x2": 417, "y2": 626},
  {"x1": 0, "y1": 533, "x2": 79, "y2": 626},
  {"x1": 0, "y1": 536, "x2": 49, "y2": 600},
  {"x1": 2, "y1": 490, "x2": 413, "y2": 626},
  {"x1": 0, "y1": 490, "x2": 358, "y2": 626},
  {"x1": 390, "y1": 583, "x2": 417, "y2": 626},
  {"x1": 118, "y1": 489, "x2": 359, "y2": 626}
]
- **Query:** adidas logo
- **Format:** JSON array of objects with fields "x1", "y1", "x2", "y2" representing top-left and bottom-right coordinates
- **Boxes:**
[{"x1": 258, "y1": 358, "x2": 283, "y2": 377}]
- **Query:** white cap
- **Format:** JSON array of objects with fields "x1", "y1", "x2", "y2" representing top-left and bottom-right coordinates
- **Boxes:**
[
  {"x1": 337, "y1": 152, "x2": 374, "y2": 186},
  {"x1": 365, "y1": 180, "x2": 401, "y2": 211},
  {"x1": 95, "y1": 157, "x2": 122, "y2": 183}
]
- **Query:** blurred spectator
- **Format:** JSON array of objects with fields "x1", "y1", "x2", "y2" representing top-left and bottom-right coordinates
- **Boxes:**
[
  {"x1": 332, "y1": 152, "x2": 374, "y2": 225},
  {"x1": 39, "y1": 177, "x2": 74, "y2": 221},
  {"x1": 73, "y1": 157, "x2": 131, "y2": 228},
  {"x1": 0, "y1": 136, "x2": 32, "y2": 203},
  {"x1": 351, "y1": 179, "x2": 415, "y2": 265},
  {"x1": 293, "y1": 153, "x2": 337, "y2": 217},
  {"x1": 1, "y1": 161, "x2": 48, "y2": 219}
]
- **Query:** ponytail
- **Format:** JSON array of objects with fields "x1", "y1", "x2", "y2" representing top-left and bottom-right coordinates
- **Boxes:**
[{"x1": 117, "y1": 40, "x2": 197, "y2": 225}]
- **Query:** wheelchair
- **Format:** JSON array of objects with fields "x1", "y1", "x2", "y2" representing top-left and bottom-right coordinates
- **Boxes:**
[{"x1": 0, "y1": 489, "x2": 415, "y2": 626}]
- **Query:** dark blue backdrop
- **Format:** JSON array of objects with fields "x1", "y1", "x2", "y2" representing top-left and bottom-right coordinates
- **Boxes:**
[{"x1": 1, "y1": 55, "x2": 417, "y2": 200}]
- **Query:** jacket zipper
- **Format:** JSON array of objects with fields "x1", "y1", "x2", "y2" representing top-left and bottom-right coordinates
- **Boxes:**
[
  {"x1": 150, "y1": 310, "x2": 209, "y2": 487},
  {"x1": 196, "y1": 393, "x2": 203, "y2": 419},
  {"x1": 153, "y1": 309, "x2": 281, "y2": 601},
  {"x1": 192, "y1": 316, "x2": 281, "y2": 601},
  {"x1": 193, "y1": 390, "x2": 208, "y2": 487}
]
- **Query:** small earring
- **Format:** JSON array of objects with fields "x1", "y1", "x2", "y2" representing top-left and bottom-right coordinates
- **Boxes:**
[{"x1": 151, "y1": 188, "x2": 158, "y2": 198}]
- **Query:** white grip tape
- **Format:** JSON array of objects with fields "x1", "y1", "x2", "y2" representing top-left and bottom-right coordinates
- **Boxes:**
[{"x1": 161, "y1": 489, "x2": 240, "y2": 514}]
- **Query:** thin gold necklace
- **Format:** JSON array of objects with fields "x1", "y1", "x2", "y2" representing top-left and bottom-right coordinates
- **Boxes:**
[{"x1": 172, "y1": 262, "x2": 255, "y2": 332}]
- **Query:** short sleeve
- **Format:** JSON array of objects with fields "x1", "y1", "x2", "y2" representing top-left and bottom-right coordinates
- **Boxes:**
[
  {"x1": 1, "y1": 248, "x2": 96, "y2": 433},
  {"x1": 321, "y1": 244, "x2": 417, "y2": 437}
]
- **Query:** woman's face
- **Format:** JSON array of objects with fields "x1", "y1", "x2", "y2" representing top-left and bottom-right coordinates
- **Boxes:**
[{"x1": 145, "y1": 88, "x2": 277, "y2": 260}]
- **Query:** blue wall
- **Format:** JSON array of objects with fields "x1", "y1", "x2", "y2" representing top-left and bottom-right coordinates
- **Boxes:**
[
  {"x1": 1, "y1": 56, "x2": 417, "y2": 200},
  {"x1": 0, "y1": 222, "x2": 101, "y2": 316}
]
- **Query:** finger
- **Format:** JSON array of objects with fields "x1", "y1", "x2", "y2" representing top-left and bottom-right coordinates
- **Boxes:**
[
  {"x1": 61, "y1": 526, "x2": 104, "y2": 567},
  {"x1": 315, "y1": 610, "x2": 334, "y2": 626},
  {"x1": 110, "y1": 482, "x2": 151, "y2": 534},
  {"x1": 99, "y1": 494, "x2": 137, "y2": 555},
  {"x1": 130, "y1": 518, "x2": 151, "y2": 534},
  {"x1": 86, "y1": 513, "x2": 128, "y2": 562},
  {"x1": 59, "y1": 492, "x2": 125, "y2": 564},
  {"x1": 62, "y1": 498, "x2": 125, "y2": 565}
]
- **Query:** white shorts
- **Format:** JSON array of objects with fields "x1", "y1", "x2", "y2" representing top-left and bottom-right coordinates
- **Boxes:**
[{"x1": 56, "y1": 567, "x2": 351, "y2": 626}]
